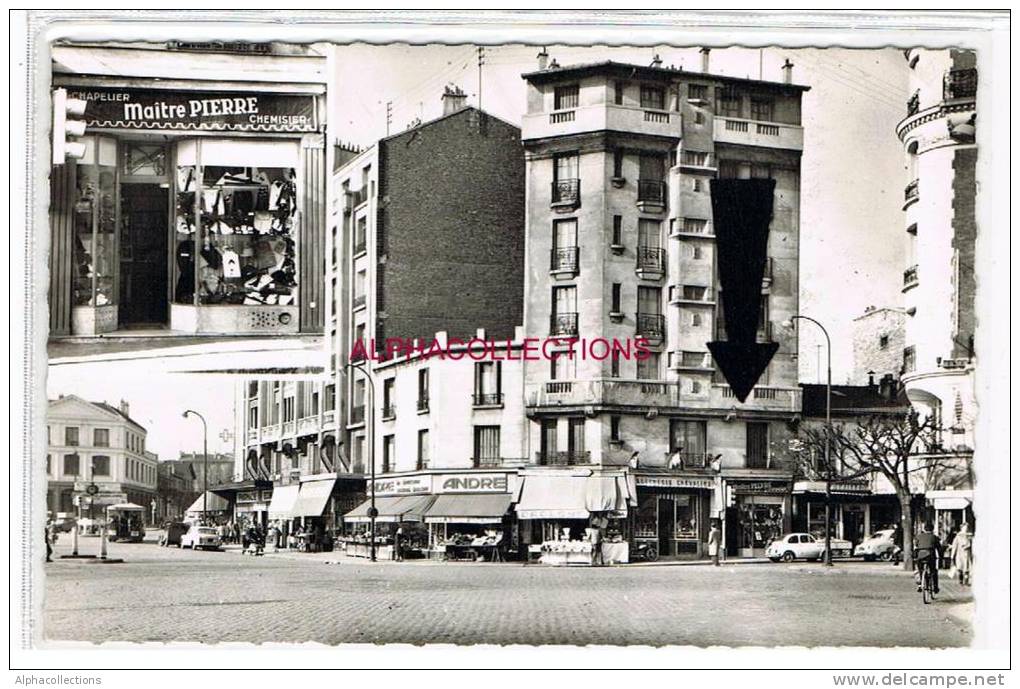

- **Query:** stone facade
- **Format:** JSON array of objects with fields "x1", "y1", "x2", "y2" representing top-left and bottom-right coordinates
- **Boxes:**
[{"x1": 851, "y1": 306, "x2": 907, "y2": 384}]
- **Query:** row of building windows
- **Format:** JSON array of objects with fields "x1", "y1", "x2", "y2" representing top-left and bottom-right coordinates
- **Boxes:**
[
  {"x1": 247, "y1": 382, "x2": 334, "y2": 429},
  {"x1": 553, "y1": 81, "x2": 779, "y2": 123}
]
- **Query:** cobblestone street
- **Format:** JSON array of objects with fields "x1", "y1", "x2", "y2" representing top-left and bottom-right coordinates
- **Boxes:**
[{"x1": 42, "y1": 536, "x2": 973, "y2": 647}]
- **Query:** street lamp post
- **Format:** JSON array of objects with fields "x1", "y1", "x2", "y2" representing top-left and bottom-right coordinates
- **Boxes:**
[
  {"x1": 183, "y1": 410, "x2": 209, "y2": 522},
  {"x1": 785, "y1": 315, "x2": 834, "y2": 567}
]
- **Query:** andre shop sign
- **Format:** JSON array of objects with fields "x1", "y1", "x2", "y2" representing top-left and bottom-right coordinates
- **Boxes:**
[{"x1": 67, "y1": 87, "x2": 318, "y2": 133}]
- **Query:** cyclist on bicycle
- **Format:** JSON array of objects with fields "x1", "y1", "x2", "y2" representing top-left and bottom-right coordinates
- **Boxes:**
[{"x1": 913, "y1": 522, "x2": 943, "y2": 595}]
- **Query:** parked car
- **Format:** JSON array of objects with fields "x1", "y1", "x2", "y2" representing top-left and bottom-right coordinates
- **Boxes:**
[
  {"x1": 854, "y1": 529, "x2": 898, "y2": 561},
  {"x1": 159, "y1": 521, "x2": 190, "y2": 548},
  {"x1": 766, "y1": 532, "x2": 853, "y2": 562},
  {"x1": 180, "y1": 524, "x2": 222, "y2": 551}
]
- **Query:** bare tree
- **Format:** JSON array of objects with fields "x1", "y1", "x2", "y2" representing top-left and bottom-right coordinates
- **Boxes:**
[{"x1": 801, "y1": 411, "x2": 946, "y2": 570}]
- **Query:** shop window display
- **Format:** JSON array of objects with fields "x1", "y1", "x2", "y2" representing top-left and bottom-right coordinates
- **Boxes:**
[
  {"x1": 807, "y1": 502, "x2": 840, "y2": 540},
  {"x1": 739, "y1": 499, "x2": 784, "y2": 550},
  {"x1": 174, "y1": 160, "x2": 298, "y2": 307},
  {"x1": 73, "y1": 139, "x2": 117, "y2": 308}
]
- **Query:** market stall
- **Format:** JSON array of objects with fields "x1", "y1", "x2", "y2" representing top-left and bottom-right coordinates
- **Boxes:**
[
  {"x1": 342, "y1": 494, "x2": 436, "y2": 560},
  {"x1": 423, "y1": 493, "x2": 512, "y2": 562}
]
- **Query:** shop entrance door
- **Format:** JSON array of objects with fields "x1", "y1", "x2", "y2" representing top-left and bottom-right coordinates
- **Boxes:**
[
  {"x1": 657, "y1": 497, "x2": 675, "y2": 557},
  {"x1": 843, "y1": 506, "x2": 865, "y2": 547},
  {"x1": 119, "y1": 183, "x2": 168, "y2": 327}
]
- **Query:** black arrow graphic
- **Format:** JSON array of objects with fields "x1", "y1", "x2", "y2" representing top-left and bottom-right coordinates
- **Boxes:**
[{"x1": 706, "y1": 178, "x2": 778, "y2": 403}]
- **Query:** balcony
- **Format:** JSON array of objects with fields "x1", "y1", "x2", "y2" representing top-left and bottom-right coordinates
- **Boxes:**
[
  {"x1": 944, "y1": 68, "x2": 977, "y2": 101},
  {"x1": 671, "y1": 218, "x2": 714, "y2": 239},
  {"x1": 352, "y1": 294, "x2": 366, "y2": 310},
  {"x1": 550, "y1": 312, "x2": 579, "y2": 337},
  {"x1": 472, "y1": 392, "x2": 504, "y2": 408},
  {"x1": 671, "y1": 351, "x2": 714, "y2": 373},
  {"x1": 635, "y1": 246, "x2": 665, "y2": 280},
  {"x1": 903, "y1": 179, "x2": 919, "y2": 209},
  {"x1": 670, "y1": 285, "x2": 714, "y2": 306},
  {"x1": 474, "y1": 456, "x2": 528, "y2": 469},
  {"x1": 416, "y1": 398, "x2": 430, "y2": 414},
  {"x1": 636, "y1": 179, "x2": 667, "y2": 212},
  {"x1": 903, "y1": 264, "x2": 919, "y2": 291},
  {"x1": 297, "y1": 416, "x2": 320, "y2": 436},
  {"x1": 521, "y1": 103, "x2": 683, "y2": 142},
  {"x1": 712, "y1": 117, "x2": 804, "y2": 151},
  {"x1": 550, "y1": 246, "x2": 579, "y2": 277},
  {"x1": 353, "y1": 239, "x2": 367, "y2": 256},
  {"x1": 551, "y1": 178, "x2": 580, "y2": 210},
  {"x1": 718, "y1": 384, "x2": 801, "y2": 411},
  {"x1": 381, "y1": 404, "x2": 395, "y2": 421},
  {"x1": 678, "y1": 150, "x2": 717, "y2": 172},
  {"x1": 664, "y1": 452, "x2": 711, "y2": 470},
  {"x1": 535, "y1": 450, "x2": 592, "y2": 467},
  {"x1": 261, "y1": 423, "x2": 281, "y2": 442},
  {"x1": 345, "y1": 188, "x2": 368, "y2": 214},
  {"x1": 527, "y1": 379, "x2": 680, "y2": 410},
  {"x1": 636, "y1": 312, "x2": 665, "y2": 344}
]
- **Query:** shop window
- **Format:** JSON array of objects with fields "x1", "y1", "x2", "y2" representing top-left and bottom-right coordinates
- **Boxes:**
[
  {"x1": 65, "y1": 427, "x2": 79, "y2": 447},
  {"x1": 73, "y1": 137, "x2": 117, "y2": 308},
  {"x1": 94, "y1": 428, "x2": 109, "y2": 447},
  {"x1": 674, "y1": 494, "x2": 699, "y2": 540},
  {"x1": 738, "y1": 497, "x2": 783, "y2": 550},
  {"x1": 634, "y1": 493, "x2": 658, "y2": 539},
  {"x1": 92, "y1": 455, "x2": 110, "y2": 477},
  {"x1": 173, "y1": 142, "x2": 298, "y2": 308}
]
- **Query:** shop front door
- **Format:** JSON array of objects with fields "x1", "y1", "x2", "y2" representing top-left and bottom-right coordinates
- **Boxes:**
[
  {"x1": 843, "y1": 506, "x2": 866, "y2": 547},
  {"x1": 657, "y1": 497, "x2": 675, "y2": 557},
  {"x1": 119, "y1": 183, "x2": 168, "y2": 326}
]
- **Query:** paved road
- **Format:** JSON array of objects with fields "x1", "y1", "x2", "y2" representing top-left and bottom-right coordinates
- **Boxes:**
[{"x1": 43, "y1": 537, "x2": 972, "y2": 647}]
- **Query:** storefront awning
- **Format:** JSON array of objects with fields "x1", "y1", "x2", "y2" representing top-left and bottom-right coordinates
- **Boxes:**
[
  {"x1": 515, "y1": 475, "x2": 630, "y2": 520},
  {"x1": 291, "y1": 478, "x2": 336, "y2": 518},
  {"x1": 424, "y1": 493, "x2": 512, "y2": 524},
  {"x1": 344, "y1": 494, "x2": 437, "y2": 523},
  {"x1": 185, "y1": 492, "x2": 230, "y2": 514},
  {"x1": 268, "y1": 484, "x2": 300, "y2": 519}
]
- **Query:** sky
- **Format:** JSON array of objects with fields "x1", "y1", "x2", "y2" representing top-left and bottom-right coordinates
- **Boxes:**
[
  {"x1": 46, "y1": 44, "x2": 914, "y2": 459},
  {"x1": 333, "y1": 44, "x2": 912, "y2": 384}
]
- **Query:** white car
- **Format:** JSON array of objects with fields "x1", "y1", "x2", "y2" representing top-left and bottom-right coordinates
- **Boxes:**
[
  {"x1": 767, "y1": 532, "x2": 853, "y2": 562},
  {"x1": 180, "y1": 524, "x2": 222, "y2": 551},
  {"x1": 854, "y1": 529, "x2": 898, "y2": 561}
]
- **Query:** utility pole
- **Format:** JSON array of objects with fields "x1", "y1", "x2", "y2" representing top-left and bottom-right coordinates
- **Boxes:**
[{"x1": 477, "y1": 46, "x2": 485, "y2": 109}]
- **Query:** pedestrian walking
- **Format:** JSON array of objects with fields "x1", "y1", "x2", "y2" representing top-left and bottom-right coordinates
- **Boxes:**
[
  {"x1": 707, "y1": 520, "x2": 722, "y2": 566},
  {"x1": 45, "y1": 523, "x2": 53, "y2": 563},
  {"x1": 949, "y1": 522, "x2": 973, "y2": 586},
  {"x1": 394, "y1": 525, "x2": 404, "y2": 561}
]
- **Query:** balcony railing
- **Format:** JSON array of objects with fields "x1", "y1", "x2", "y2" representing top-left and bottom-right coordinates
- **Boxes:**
[
  {"x1": 724, "y1": 119, "x2": 749, "y2": 133},
  {"x1": 903, "y1": 264, "x2": 919, "y2": 288},
  {"x1": 550, "y1": 246, "x2": 579, "y2": 273},
  {"x1": 416, "y1": 398, "x2": 430, "y2": 413},
  {"x1": 472, "y1": 392, "x2": 504, "y2": 408},
  {"x1": 526, "y1": 379, "x2": 801, "y2": 411},
  {"x1": 636, "y1": 246, "x2": 665, "y2": 274},
  {"x1": 637, "y1": 179, "x2": 667, "y2": 205},
  {"x1": 636, "y1": 313, "x2": 665, "y2": 341},
  {"x1": 550, "y1": 312, "x2": 579, "y2": 337},
  {"x1": 551, "y1": 178, "x2": 580, "y2": 206},
  {"x1": 354, "y1": 239, "x2": 367, "y2": 255},
  {"x1": 536, "y1": 450, "x2": 592, "y2": 466},
  {"x1": 473, "y1": 456, "x2": 528, "y2": 468},
  {"x1": 665, "y1": 452, "x2": 710, "y2": 469},
  {"x1": 679, "y1": 151, "x2": 714, "y2": 169},
  {"x1": 944, "y1": 68, "x2": 977, "y2": 101},
  {"x1": 381, "y1": 404, "x2": 396, "y2": 420},
  {"x1": 549, "y1": 110, "x2": 576, "y2": 124},
  {"x1": 352, "y1": 294, "x2": 366, "y2": 310},
  {"x1": 643, "y1": 110, "x2": 670, "y2": 123},
  {"x1": 904, "y1": 179, "x2": 919, "y2": 208}
]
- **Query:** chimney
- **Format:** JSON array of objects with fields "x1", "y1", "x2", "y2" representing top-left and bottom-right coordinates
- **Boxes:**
[
  {"x1": 537, "y1": 47, "x2": 549, "y2": 71},
  {"x1": 441, "y1": 85, "x2": 467, "y2": 116},
  {"x1": 867, "y1": 370, "x2": 876, "y2": 387},
  {"x1": 548, "y1": 58, "x2": 560, "y2": 70},
  {"x1": 119, "y1": 399, "x2": 130, "y2": 418},
  {"x1": 651, "y1": 53, "x2": 663, "y2": 68},
  {"x1": 782, "y1": 59, "x2": 794, "y2": 84},
  {"x1": 700, "y1": 47, "x2": 711, "y2": 73}
]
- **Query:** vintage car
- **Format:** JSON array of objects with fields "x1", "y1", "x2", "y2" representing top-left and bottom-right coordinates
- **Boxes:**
[
  {"x1": 766, "y1": 532, "x2": 853, "y2": 562},
  {"x1": 159, "y1": 521, "x2": 190, "y2": 547},
  {"x1": 853, "y1": 529, "x2": 898, "y2": 561},
  {"x1": 180, "y1": 524, "x2": 222, "y2": 551}
]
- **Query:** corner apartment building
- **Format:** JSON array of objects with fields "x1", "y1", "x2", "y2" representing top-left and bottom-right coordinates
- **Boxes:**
[
  {"x1": 517, "y1": 52, "x2": 807, "y2": 558},
  {"x1": 46, "y1": 395, "x2": 157, "y2": 521},
  {"x1": 896, "y1": 48, "x2": 977, "y2": 531},
  {"x1": 231, "y1": 90, "x2": 527, "y2": 533}
]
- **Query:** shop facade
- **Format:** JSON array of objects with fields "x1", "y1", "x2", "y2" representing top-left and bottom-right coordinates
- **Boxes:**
[
  {"x1": 791, "y1": 479, "x2": 902, "y2": 550},
  {"x1": 632, "y1": 472, "x2": 716, "y2": 560},
  {"x1": 723, "y1": 474, "x2": 794, "y2": 558},
  {"x1": 50, "y1": 44, "x2": 327, "y2": 337}
]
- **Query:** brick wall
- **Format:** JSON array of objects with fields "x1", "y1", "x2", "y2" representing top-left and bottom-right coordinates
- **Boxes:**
[{"x1": 377, "y1": 109, "x2": 526, "y2": 344}]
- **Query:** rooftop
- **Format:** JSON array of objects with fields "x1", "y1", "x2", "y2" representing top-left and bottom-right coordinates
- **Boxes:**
[
  {"x1": 800, "y1": 384, "x2": 910, "y2": 418},
  {"x1": 521, "y1": 60, "x2": 810, "y2": 92}
]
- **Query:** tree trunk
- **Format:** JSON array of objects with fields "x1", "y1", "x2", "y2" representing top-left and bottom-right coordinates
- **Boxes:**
[{"x1": 898, "y1": 491, "x2": 914, "y2": 570}]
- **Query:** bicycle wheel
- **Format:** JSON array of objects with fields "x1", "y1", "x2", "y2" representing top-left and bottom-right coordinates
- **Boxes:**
[{"x1": 922, "y1": 566, "x2": 933, "y2": 605}]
